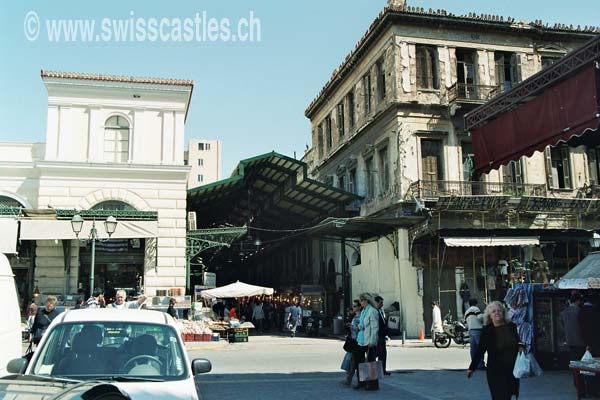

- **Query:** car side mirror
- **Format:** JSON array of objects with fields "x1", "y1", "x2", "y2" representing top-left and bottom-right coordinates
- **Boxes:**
[
  {"x1": 7, "y1": 358, "x2": 28, "y2": 374},
  {"x1": 191, "y1": 358, "x2": 212, "y2": 375}
]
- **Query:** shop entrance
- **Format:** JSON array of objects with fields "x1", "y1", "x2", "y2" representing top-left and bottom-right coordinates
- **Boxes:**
[{"x1": 78, "y1": 238, "x2": 145, "y2": 300}]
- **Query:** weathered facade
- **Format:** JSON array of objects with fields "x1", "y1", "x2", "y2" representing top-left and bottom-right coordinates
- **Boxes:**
[{"x1": 304, "y1": 4, "x2": 599, "y2": 336}]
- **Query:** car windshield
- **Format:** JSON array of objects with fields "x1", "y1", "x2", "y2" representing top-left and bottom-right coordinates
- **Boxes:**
[{"x1": 31, "y1": 321, "x2": 187, "y2": 381}]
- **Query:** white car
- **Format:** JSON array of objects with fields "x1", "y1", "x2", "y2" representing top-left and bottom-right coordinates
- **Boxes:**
[{"x1": 6, "y1": 309, "x2": 211, "y2": 400}]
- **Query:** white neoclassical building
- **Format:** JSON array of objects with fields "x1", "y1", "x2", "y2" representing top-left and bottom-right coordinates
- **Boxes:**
[{"x1": 0, "y1": 71, "x2": 193, "y2": 301}]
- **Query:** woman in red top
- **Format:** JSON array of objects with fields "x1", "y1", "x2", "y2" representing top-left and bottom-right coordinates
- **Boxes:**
[{"x1": 229, "y1": 306, "x2": 238, "y2": 319}]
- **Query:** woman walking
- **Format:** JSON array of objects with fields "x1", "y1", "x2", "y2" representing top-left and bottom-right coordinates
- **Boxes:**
[
  {"x1": 467, "y1": 301, "x2": 523, "y2": 400},
  {"x1": 354, "y1": 293, "x2": 380, "y2": 391},
  {"x1": 342, "y1": 299, "x2": 362, "y2": 385}
]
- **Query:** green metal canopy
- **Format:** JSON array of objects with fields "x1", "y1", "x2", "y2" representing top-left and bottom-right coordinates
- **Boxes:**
[{"x1": 187, "y1": 152, "x2": 360, "y2": 229}]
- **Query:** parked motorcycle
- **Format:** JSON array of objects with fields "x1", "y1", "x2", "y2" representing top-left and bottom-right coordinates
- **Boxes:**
[{"x1": 433, "y1": 312, "x2": 468, "y2": 348}]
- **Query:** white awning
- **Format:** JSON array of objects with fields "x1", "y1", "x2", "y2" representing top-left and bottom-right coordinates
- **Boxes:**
[
  {"x1": 0, "y1": 218, "x2": 18, "y2": 253},
  {"x1": 19, "y1": 219, "x2": 158, "y2": 240},
  {"x1": 443, "y1": 237, "x2": 540, "y2": 247}
]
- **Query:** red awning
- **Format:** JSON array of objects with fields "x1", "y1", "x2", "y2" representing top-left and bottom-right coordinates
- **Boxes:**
[{"x1": 473, "y1": 66, "x2": 600, "y2": 174}]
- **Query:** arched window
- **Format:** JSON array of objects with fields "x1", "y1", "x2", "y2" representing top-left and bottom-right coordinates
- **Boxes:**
[
  {"x1": 0, "y1": 195, "x2": 24, "y2": 208},
  {"x1": 104, "y1": 116, "x2": 130, "y2": 163},
  {"x1": 92, "y1": 200, "x2": 135, "y2": 211}
]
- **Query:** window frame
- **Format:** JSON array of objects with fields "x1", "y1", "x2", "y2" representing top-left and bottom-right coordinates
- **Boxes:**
[
  {"x1": 545, "y1": 146, "x2": 572, "y2": 189},
  {"x1": 416, "y1": 46, "x2": 439, "y2": 90},
  {"x1": 347, "y1": 90, "x2": 355, "y2": 129},
  {"x1": 325, "y1": 116, "x2": 332, "y2": 149},
  {"x1": 103, "y1": 115, "x2": 130, "y2": 164},
  {"x1": 376, "y1": 57, "x2": 386, "y2": 101},
  {"x1": 337, "y1": 102, "x2": 345, "y2": 138},
  {"x1": 362, "y1": 73, "x2": 372, "y2": 115}
]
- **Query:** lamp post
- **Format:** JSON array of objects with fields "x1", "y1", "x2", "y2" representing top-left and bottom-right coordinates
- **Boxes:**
[{"x1": 71, "y1": 214, "x2": 118, "y2": 297}]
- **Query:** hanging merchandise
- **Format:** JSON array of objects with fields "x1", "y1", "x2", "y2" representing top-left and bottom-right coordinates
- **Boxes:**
[
  {"x1": 498, "y1": 260, "x2": 509, "y2": 276},
  {"x1": 504, "y1": 284, "x2": 534, "y2": 351}
]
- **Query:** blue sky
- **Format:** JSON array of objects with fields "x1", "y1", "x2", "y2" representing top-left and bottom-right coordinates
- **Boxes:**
[{"x1": 1, "y1": 1, "x2": 598, "y2": 174}]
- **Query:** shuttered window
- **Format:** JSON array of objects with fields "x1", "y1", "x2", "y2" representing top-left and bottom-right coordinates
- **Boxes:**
[
  {"x1": 587, "y1": 147, "x2": 600, "y2": 185},
  {"x1": 337, "y1": 103, "x2": 345, "y2": 138},
  {"x1": 416, "y1": 46, "x2": 439, "y2": 89},
  {"x1": 545, "y1": 146, "x2": 572, "y2": 189}
]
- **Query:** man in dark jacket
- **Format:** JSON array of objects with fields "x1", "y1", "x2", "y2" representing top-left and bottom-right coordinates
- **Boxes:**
[
  {"x1": 167, "y1": 298, "x2": 178, "y2": 319},
  {"x1": 31, "y1": 295, "x2": 60, "y2": 345},
  {"x1": 374, "y1": 295, "x2": 391, "y2": 375}
]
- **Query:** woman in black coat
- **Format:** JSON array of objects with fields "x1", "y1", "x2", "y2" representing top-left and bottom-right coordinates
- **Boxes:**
[
  {"x1": 31, "y1": 296, "x2": 60, "y2": 345},
  {"x1": 467, "y1": 301, "x2": 524, "y2": 400}
]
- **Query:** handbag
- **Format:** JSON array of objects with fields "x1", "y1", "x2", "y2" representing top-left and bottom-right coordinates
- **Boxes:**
[
  {"x1": 358, "y1": 360, "x2": 383, "y2": 382},
  {"x1": 343, "y1": 335, "x2": 358, "y2": 352}
]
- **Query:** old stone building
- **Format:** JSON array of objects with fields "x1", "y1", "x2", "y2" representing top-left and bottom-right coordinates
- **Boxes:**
[{"x1": 304, "y1": 3, "x2": 599, "y2": 335}]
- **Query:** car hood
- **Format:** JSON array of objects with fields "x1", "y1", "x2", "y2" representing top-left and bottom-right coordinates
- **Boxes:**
[
  {"x1": 0, "y1": 376, "x2": 130, "y2": 400},
  {"x1": 111, "y1": 379, "x2": 198, "y2": 400}
]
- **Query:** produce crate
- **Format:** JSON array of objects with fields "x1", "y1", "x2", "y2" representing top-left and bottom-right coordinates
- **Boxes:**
[
  {"x1": 227, "y1": 328, "x2": 249, "y2": 343},
  {"x1": 228, "y1": 336, "x2": 248, "y2": 343}
]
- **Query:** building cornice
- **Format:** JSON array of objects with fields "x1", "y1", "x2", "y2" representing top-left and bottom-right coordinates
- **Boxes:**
[{"x1": 304, "y1": 6, "x2": 599, "y2": 119}]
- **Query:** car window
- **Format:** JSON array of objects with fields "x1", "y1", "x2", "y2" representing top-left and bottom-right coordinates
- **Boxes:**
[{"x1": 32, "y1": 321, "x2": 186, "y2": 380}]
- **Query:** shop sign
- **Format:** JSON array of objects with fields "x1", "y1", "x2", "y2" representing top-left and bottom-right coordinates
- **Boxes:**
[
  {"x1": 436, "y1": 196, "x2": 509, "y2": 210},
  {"x1": 203, "y1": 272, "x2": 216, "y2": 288},
  {"x1": 300, "y1": 285, "x2": 324, "y2": 295},
  {"x1": 517, "y1": 197, "x2": 600, "y2": 213}
]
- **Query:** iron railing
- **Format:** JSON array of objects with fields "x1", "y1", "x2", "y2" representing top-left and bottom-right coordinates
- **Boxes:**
[
  {"x1": 407, "y1": 180, "x2": 548, "y2": 200},
  {"x1": 448, "y1": 83, "x2": 499, "y2": 103}
]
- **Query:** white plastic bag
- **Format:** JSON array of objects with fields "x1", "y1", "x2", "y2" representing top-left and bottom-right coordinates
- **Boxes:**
[
  {"x1": 513, "y1": 352, "x2": 530, "y2": 379},
  {"x1": 580, "y1": 350, "x2": 595, "y2": 376},
  {"x1": 528, "y1": 353, "x2": 543, "y2": 377}
]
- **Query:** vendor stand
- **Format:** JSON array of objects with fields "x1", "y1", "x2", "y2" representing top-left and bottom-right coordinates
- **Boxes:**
[{"x1": 199, "y1": 281, "x2": 274, "y2": 343}]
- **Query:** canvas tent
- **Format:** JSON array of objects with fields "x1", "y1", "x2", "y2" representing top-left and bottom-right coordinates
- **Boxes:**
[
  {"x1": 557, "y1": 251, "x2": 600, "y2": 289},
  {"x1": 200, "y1": 280, "x2": 274, "y2": 299}
]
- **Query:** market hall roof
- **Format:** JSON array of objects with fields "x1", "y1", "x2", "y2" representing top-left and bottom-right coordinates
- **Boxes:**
[
  {"x1": 465, "y1": 35, "x2": 600, "y2": 174},
  {"x1": 187, "y1": 152, "x2": 361, "y2": 229},
  {"x1": 304, "y1": 6, "x2": 599, "y2": 118}
]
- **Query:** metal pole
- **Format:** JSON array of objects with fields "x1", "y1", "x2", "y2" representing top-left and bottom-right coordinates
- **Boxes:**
[{"x1": 90, "y1": 223, "x2": 97, "y2": 298}]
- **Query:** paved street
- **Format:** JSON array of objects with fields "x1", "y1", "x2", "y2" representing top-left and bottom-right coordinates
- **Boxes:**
[{"x1": 190, "y1": 335, "x2": 575, "y2": 400}]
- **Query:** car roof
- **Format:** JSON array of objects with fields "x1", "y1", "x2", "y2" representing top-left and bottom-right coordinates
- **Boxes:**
[{"x1": 57, "y1": 309, "x2": 174, "y2": 325}]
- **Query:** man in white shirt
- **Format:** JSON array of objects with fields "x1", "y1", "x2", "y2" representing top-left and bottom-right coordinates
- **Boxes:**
[
  {"x1": 465, "y1": 298, "x2": 485, "y2": 369},
  {"x1": 431, "y1": 302, "x2": 443, "y2": 337},
  {"x1": 108, "y1": 290, "x2": 145, "y2": 309}
]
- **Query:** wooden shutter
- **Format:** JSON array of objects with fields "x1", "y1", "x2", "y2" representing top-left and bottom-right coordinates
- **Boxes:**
[
  {"x1": 561, "y1": 146, "x2": 572, "y2": 189},
  {"x1": 511, "y1": 53, "x2": 522, "y2": 84},
  {"x1": 416, "y1": 48, "x2": 425, "y2": 88},
  {"x1": 544, "y1": 147, "x2": 555, "y2": 188},
  {"x1": 588, "y1": 148, "x2": 599, "y2": 185}
]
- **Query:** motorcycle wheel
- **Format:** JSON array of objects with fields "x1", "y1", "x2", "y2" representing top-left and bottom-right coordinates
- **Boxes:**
[{"x1": 433, "y1": 334, "x2": 451, "y2": 348}]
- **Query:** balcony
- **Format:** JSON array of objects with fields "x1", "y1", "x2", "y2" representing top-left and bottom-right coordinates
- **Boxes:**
[
  {"x1": 448, "y1": 83, "x2": 499, "y2": 104},
  {"x1": 407, "y1": 180, "x2": 548, "y2": 201}
]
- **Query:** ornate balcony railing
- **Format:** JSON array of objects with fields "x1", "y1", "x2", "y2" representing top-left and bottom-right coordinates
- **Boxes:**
[
  {"x1": 448, "y1": 83, "x2": 499, "y2": 103},
  {"x1": 407, "y1": 180, "x2": 548, "y2": 200}
]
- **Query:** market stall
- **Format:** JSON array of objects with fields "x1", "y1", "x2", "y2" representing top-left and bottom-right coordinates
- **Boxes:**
[
  {"x1": 200, "y1": 280, "x2": 274, "y2": 300},
  {"x1": 199, "y1": 281, "x2": 273, "y2": 342},
  {"x1": 557, "y1": 251, "x2": 600, "y2": 290}
]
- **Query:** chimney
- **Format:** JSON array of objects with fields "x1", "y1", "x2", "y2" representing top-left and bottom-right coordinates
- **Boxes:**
[{"x1": 388, "y1": 0, "x2": 406, "y2": 7}]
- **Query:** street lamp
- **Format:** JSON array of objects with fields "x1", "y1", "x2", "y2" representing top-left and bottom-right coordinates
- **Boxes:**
[{"x1": 71, "y1": 213, "x2": 118, "y2": 297}]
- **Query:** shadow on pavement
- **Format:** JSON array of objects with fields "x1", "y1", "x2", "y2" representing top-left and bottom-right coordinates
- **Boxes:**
[{"x1": 196, "y1": 369, "x2": 576, "y2": 400}]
